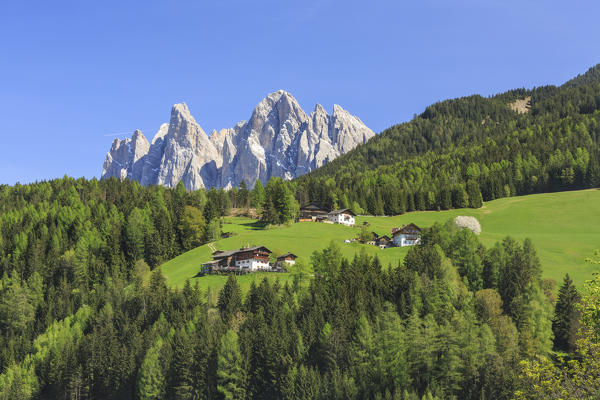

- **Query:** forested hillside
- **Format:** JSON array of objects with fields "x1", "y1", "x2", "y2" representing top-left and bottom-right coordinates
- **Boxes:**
[
  {"x1": 295, "y1": 65, "x2": 600, "y2": 214},
  {"x1": 0, "y1": 177, "x2": 231, "y2": 384},
  {"x1": 1, "y1": 206, "x2": 598, "y2": 399}
]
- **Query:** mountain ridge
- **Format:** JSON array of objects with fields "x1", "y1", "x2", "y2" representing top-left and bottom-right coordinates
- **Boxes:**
[
  {"x1": 295, "y1": 63, "x2": 600, "y2": 214},
  {"x1": 101, "y1": 90, "x2": 374, "y2": 189}
]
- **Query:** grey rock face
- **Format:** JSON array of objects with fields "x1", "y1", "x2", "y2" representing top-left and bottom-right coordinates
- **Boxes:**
[
  {"x1": 140, "y1": 124, "x2": 169, "y2": 186},
  {"x1": 101, "y1": 91, "x2": 374, "y2": 189},
  {"x1": 155, "y1": 103, "x2": 221, "y2": 190},
  {"x1": 102, "y1": 129, "x2": 149, "y2": 181}
]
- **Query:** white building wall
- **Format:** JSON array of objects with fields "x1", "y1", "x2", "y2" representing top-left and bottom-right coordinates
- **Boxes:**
[
  {"x1": 329, "y1": 213, "x2": 355, "y2": 226},
  {"x1": 235, "y1": 258, "x2": 271, "y2": 271},
  {"x1": 393, "y1": 234, "x2": 421, "y2": 247},
  {"x1": 251, "y1": 259, "x2": 271, "y2": 271}
]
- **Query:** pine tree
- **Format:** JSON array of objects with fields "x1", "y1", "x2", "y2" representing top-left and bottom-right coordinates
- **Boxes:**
[
  {"x1": 452, "y1": 186, "x2": 469, "y2": 209},
  {"x1": 552, "y1": 274, "x2": 581, "y2": 352},
  {"x1": 170, "y1": 328, "x2": 195, "y2": 400},
  {"x1": 178, "y1": 205, "x2": 206, "y2": 251},
  {"x1": 439, "y1": 187, "x2": 452, "y2": 210},
  {"x1": 138, "y1": 336, "x2": 166, "y2": 400},
  {"x1": 251, "y1": 180, "x2": 265, "y2": 210},
  {"x1": 350, "y1": 315, "x2": 377, "y2": 395},
  {"x1": 466, "y1": 180, "x2": 483, "y2": 208},
  {"x1": 125, "y1": 207, "x2": 148, "y2": 262},
  {"x1": 261, "y1": 197, "x2": 279, "y2": 225},
  {"x1": 238, "y1": 180, "x2": 250, "y2": 208},
  {"x1": 217, "y1": 330, "x2": 245, "y2": 400},
  {"x1": 218, "y1": 274, "x2": 242, "y2": 323}
]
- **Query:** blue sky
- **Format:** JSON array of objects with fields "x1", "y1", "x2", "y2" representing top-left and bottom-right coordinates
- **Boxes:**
[{"x1": 1, "y1": 0, "x2": 598, "y2": 184}]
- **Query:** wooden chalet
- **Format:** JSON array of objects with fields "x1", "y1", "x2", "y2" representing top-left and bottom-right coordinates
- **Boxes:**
[
  {"x1": 299, "y1": 203, "x2": 327, "y2": 221},
  {"x1": 204, "y1": 246, "x2": 272, "y2": 274}
]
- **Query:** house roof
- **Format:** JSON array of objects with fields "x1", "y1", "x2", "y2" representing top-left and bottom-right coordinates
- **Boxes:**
[
  {"x1": 277, "y1": 252, "x2": 298, "y2": 260},
  {"x1": 328, "y1": 208, "x2": 356, "y2": 216},
  {"x1": 300, "y1": 203, "x2": 325, "y2": 211},
  {"x1": 392, "y1": 223, "x2": 422, "y2": 236},
  {"x1": 213, "y1": 246, "x2": 272, "y2": 259},
  {"x1": 378, "y1": 235, "x2": 391, "y2": 241}
]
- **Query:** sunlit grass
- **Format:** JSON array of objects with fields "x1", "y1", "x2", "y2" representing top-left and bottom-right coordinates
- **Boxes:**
[{"x1": 162, "y1": 189, "x2": 600, "y2": 290}]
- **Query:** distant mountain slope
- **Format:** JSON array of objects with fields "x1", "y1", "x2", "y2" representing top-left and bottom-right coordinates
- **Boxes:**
[
  {"x1": 563, "y1": 64, "x2": 600, "y2": 88},
  {"x1": 101, "y1": 91, "x2": 374, "y2": 190},
  {"x1": 296, "y1": 64, "x2": 600, "y2": 215}
]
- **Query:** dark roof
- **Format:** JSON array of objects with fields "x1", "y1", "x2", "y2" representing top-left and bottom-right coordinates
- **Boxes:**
[
  {"x1": 212, "y1": 249, "x2": 238, "y2": 258},
  {"x1": 300, "y1": 203, "x2": 325, "y2": 211},
  {"x1": 213, "y1": 246, "x2": 272, "y2": 259},
  {"x1": 378, "y1": 235, "x2": 391, "y2": 241},
  {"x1": 277, "y1": 252, "x2": 298, "y2": 260},
  {"x1": 328, "y1": 208, "x2": 356, "y2": 216},
  {"x1": 392, "y1": 223, "x2": 422, "y2": 236}
]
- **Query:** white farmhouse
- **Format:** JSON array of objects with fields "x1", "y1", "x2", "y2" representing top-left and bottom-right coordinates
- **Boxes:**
[
  {"x1": 327, "y1": 209, "x2": 356, "y2": 226},
  {"x1": 209, "y1": 246, "x2": 272, "y2": 272},
  {"x1": 392, "y1": 223, "x2": 422, "y2": 247}
]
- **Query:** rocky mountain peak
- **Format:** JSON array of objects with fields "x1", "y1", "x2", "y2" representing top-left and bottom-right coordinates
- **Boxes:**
[
  {"x1": 168, "y1": 102, "x2": 208, "y2": 144},
  {"x1": 171, "y1": 102, "x2": 191, "y2": 119},
  {"x1": 102, "y1": 91, "x2": 375, "y2": 190},
  {"x1": 131, "y1": 129, "x2": 150, "y2": 147},
  {"x1": 151, "y1": 123, "x2": 169, "y2": 144},
  {"x1": 314, "y1": 103, "x2": 327, "y2": 114},
  {"x1": 248, "y1": 90, "x2": 306, "y2": 131}
]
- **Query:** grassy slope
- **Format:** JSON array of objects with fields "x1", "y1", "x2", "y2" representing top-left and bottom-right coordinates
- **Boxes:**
[{"x1": 162, "y1": 189, "x2": 600, "y2": 291}]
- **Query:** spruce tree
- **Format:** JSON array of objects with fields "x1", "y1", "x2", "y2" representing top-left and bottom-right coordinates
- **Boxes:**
[
  {"x1": 218, "y1": 274, "x2": 242, "y2": 323},
  {"x1": 238, "y1": 180, "x2": 249, "y2": 208},
  {"x1": 217, "y1": 330, "x2": 246, "y2": 400},
  {"x1": 466, "y1": 180, "x2": 483, "y2": 208},
  {"x1": 138, "y1": 336, "x2": 166, "y2": 400},
  {"x1": 552, "y1": 274, "x2": 581, "y2": 352},
  {"x1": 170, "y1": 328, "x2": 195, "y2": 399},
  {"x1": 261, "y1": 197, "x2": 279, "y2": 225},
  {"x1": 251, "y1": 180, "x2": 266, "y2": 210}
]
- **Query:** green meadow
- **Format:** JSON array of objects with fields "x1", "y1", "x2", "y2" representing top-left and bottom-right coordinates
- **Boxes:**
[{"x1": 161, "y1": 189, "x2": 600, "y2": 291}]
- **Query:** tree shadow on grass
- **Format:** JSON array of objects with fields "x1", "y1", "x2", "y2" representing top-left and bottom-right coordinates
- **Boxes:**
[{"x1": 240, "y1": 220, "x2": 268, "y2": 230}]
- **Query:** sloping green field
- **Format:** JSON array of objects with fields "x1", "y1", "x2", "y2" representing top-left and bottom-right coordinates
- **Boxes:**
[{"x1": 161, "y1": 189, "x2": 600, "y2": 291}]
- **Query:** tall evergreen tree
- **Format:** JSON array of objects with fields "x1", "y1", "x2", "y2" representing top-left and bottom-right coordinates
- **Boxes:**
[
  {"x1": 261, "y1": 197, "x2": 279, "y2": 225},
  {"x1": 238, "y1": 180, "x2": 250, "y2": 208},
  {"x1": 218, "y1": 275, "x2": 243, "y2": 323},
  {"x1": 217, "y1": 330, "x2": 245, "y2": 400},
  {"x1": 466, "y1": 181, "x2": 483, "y2": 208},
  {"x1": 552, "y1": 274, "x2": 581, "y2": 352},
  {"x1": 138, "y1": 336, "x2": 166, "y2": 400},
  {"x1": 170, "y1": 328, "x2": 195, "y2": 400},
  {"x1": 178, "y1": 205, "x2": 206, "y2": 251},
  {"x1": 251, "y1": 180, "x2": 266, "y2": 210}
]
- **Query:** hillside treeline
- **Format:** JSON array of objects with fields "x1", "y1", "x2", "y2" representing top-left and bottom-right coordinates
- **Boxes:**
[
  {"x1": 1, "y1": 216, "x2": 597, "y2": 399},
  {"x1": 0, "y1": 174, "x2": 303, "y2": 396},
  {"x1": 295, "y1": 65, "x2": 600, "y2": 214},
  {"x1": 0, "y1": 177, "x2": 235, "y2": 377}
]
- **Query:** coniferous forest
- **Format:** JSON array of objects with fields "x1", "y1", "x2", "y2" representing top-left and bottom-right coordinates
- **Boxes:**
[
  {"x1": 0, "y1": 66, "x2": 600, "y2": 399},
  {"x1": 295, "y1": 65, "x2": 600, "y2": 215}
]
